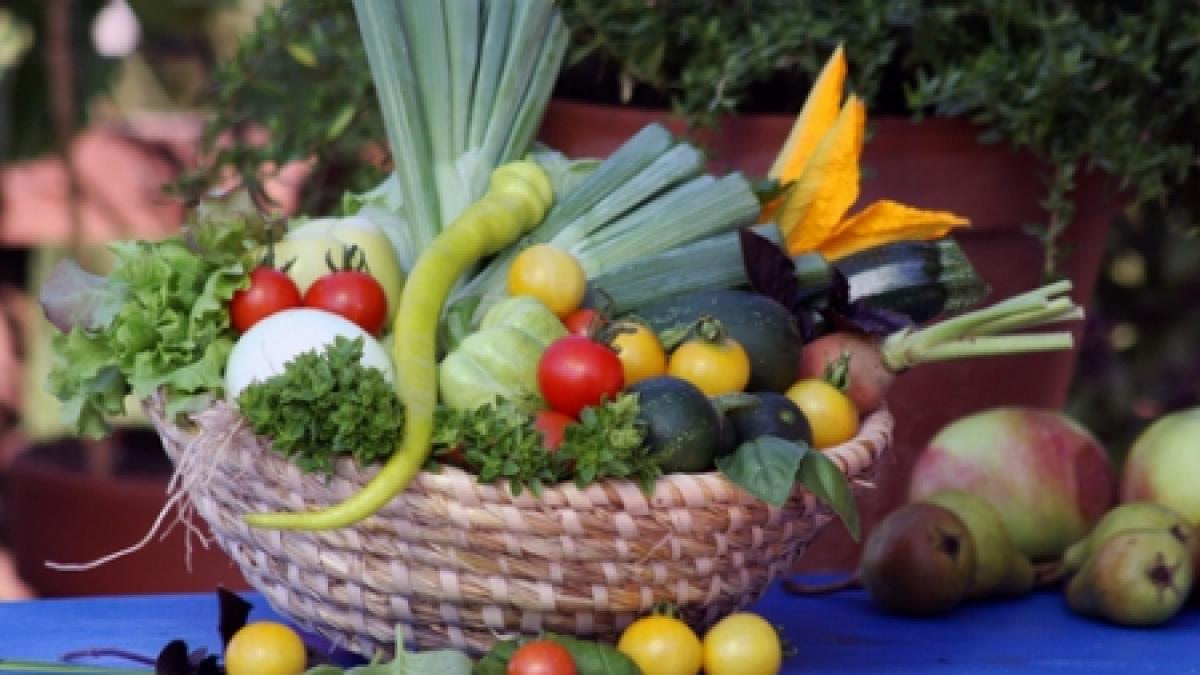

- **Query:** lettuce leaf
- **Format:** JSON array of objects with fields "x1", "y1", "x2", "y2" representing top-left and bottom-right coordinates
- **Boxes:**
[{"x1": 40, "y1": 192, "x2": 270, "y2": 437}]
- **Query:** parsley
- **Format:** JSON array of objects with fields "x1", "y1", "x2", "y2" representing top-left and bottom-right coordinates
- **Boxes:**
[
  {"x1": 238, "y1": 336, "x2": 404, "y2": 475},
  {"x1": 432, "y1": 395, "x2": 654, "y2": 497}
]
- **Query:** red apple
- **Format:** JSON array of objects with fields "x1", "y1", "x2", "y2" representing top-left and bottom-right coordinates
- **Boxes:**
[
  {"x1": 1121, "y1": 408, "x2": 1200, "y2": 525},
  {"x1": 908, "y1": 407, "x2": 1116, "y2": 560}
]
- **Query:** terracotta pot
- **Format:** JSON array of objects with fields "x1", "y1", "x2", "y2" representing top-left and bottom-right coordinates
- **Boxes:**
[
  {"x1": 4, "y1": 432, "x2": 250, "y2": 596},
  {"x1": 538, "y1": 100, "x2": 1121, "y2": 571}
]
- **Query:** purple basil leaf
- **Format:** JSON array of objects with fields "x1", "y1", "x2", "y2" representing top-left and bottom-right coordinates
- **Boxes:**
[
  {"x1": 738, "y1": 228, "x2": 821, "y2": 340},
  {"x1": 217, "y1": 587, "x2": 253, "y2": 649},
  {"x1": 39, "y1": 259, "x2": 124, "y2": 333},
  {"x1": 155, "y1": 640, "x2": 194, "y2": 675},
  {"x1": 195, "y1": 654, "x2": 222, "y2": 675},
  {"x1": 740, "y1": 228, "x2": 799, "y2": 303}
]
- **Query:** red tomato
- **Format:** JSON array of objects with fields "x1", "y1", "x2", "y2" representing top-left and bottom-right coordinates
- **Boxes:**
[
  {"x1": 507, "y1": 640, "x2": 577, "y2": 675},
  {"x1": 303, "y1": 271, "x2": 389, "y2": 335},
  {"x1": 534, "y1": 409, "x2": 574, "y2": 450},
  {"x1": 230, "y1": 267, "x2": 302, "y2": 334},
  {"x1": 563, "y1": 308, "x2": 604, "y2": 336},
  {"x1": 537, "y1": 336, "x2": 624, "y2": 418}
]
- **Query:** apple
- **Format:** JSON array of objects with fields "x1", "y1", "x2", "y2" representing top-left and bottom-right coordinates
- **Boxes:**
[
  {"x1": 908, "y1": 407, "x2": 1116, "y2": 560},
  {"x1": 1121, "y1": 408, "x2": 1200, "y2": 525}
]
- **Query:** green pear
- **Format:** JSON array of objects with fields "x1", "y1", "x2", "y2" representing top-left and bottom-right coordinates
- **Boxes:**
[
  {"x1": 922, "y1": 490, "x2": 1035, "y2": 599},
  {"x1": 1061, "y1": 502, "x2": 1198, "y2": 576},
  {"x1": 859, "y1": 502, "x2": 977, "y2": 616},
  {"x1": 1066, "y1": 529, "x2": 1193, "y2": 626}
]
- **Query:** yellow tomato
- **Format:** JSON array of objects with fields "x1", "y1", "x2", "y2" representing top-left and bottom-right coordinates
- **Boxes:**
[
  {"x1": 702, "y1": 612, "x2": 783, "y2": 675},
  {"x1": 612, "y1": 322, "x2": 667, "y2": 386},
  {"x1": 667, "y1": 335, "x2": 750, "y2": 397},
  {"x1": 785, "y1": 378, "x2": 859, "y2": 449},
  {"x1": 617, "y1": 615, "x2": 703, "y2": 675},
  {"x1": 224, "y1": 621, "x2": 307, "y2": 675},
  {"x1": 507, "y1": 244, "x2": 587, "y2": 318}
]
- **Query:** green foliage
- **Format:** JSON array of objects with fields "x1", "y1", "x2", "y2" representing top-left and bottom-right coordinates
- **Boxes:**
[
  {"x1": 238, "y1": 335, "x2": 405, "y2": 476},
  {"x1": 175, "y1": 0, "x2": 384, "y2": 214}
]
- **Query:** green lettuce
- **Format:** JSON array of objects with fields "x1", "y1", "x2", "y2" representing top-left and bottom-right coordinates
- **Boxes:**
[{"x1": 41, "y1": 190, "x2": 268, "y2": 437}]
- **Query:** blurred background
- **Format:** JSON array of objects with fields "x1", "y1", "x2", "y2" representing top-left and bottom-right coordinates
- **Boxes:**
[{"x1": 0, "y1": 0, "x2": 1197, "y2": 599}]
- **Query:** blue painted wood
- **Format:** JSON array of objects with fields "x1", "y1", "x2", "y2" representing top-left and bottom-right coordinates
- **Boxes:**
[{"x1": 0, "y1": 584, "x2": 1197, "y2": 673}]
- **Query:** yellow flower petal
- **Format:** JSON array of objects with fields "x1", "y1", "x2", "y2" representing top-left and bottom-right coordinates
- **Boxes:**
[
  {"x1": 818, "y1": 200, "x2": 970, "y2": 260},
  {"x1": 780, "y1": 94, "x2": 866, "y2": 254},
  {"x1": 768, "y1": 45, "x2": 847, "y2": 183}
]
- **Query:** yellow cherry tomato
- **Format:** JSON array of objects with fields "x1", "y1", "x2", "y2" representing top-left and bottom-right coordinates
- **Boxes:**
[
  {"x1": 224, "y1": 621, "x2": 307, "y2": 675},
  {"x1": 785, "y1": 378, "x2": 859, "y2": 449},
  {"x1": 612, "y1": 322, "x2": 667, "y2": 386},
  {"x1": 702, "y1": 612, "x2": 783, "y2": 675},
  {"x1": 507, "y1": 244, "x2": 587, "y2": 318},
  {"x1": 667, "y1": 318, "x2": 750, "y2": 396},
  {"x1": 618, "y1": 614, "x2": 703, "y2": 675}
]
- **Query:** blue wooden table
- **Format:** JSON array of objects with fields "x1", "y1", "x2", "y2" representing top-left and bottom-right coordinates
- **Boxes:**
[{"x1": 0, "y1": 582, "x2": 1196, "y2": 673}]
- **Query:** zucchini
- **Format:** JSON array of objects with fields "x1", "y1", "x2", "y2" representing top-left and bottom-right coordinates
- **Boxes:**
[
  {"x1": 628, "y1": 376, "x2": 722, "y2": 473},
  {"x1": 837, "y1": 238, "x2": 988, "y2": 323},
  {"x1": 637, "y1": 289, "x2": 803, "y2": 393}
]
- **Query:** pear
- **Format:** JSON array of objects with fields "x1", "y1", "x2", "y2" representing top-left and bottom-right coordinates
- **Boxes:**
[
  {"x1": 1061, "y1": 502, "x2": 1198, "y2": 576},
  {"x1": 922, "y1": 490, "x2": 1035, "y2": 599},
  {"x1": 859, "y1": 502, "x2": 977, "y2": 616},
  {"x1": 1066, "y1": 529, "x2": 1193, "y2": 626}
]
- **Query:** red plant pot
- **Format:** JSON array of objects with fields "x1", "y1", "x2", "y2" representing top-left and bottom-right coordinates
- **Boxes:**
[{"x1": 538, "y1": 100, "x2": 1121, "y2": 570}]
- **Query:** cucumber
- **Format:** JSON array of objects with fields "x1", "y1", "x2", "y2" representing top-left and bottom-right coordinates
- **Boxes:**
[
  {"x1": 636, "y1": 289, "x2": 803, "y2": 393},
  {"x1": 628, "y1": 376, "x2": 723, "y2": 473}
]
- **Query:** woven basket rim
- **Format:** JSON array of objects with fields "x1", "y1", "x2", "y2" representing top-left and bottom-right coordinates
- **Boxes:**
[{"x1": 148, "y1": 392, "x2": 891, "y2": 505}]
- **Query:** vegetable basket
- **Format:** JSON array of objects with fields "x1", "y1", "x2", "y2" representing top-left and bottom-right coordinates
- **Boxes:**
[{"x1": 145, "y1": 393, "x2": 892, "y2": 656}]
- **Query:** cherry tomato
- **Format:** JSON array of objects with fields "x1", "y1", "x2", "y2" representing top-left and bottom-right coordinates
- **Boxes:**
[
  {"x1": 507, "y1": 639, "x2": 577, "y2": 675},
  {"x1": 303, "y1": 270, "x2": 389, "y2": 336},
  {"x1": 611, "y1": 321, "x2": 667, "y2": 386},
  {"x1": 537, "y1": 335, "x2": 624, "y2": 418},
  {"x1": 702, "y1": 612, "x2": 783, "y2": 675},
  {"x1": 508, "y1": 244, "x2": 587, "y2": 318},
  {"x1": 534, "y1": 409, "x2": 574, "y2": 450},
  {"x1": 784, "y1": 378, "x2": 859, "y2": 449},
  {"x1": 230, "y1": 267, "x2": 302, "y2": 334},
  {"x1": 563, "y1": 307, "x2": 604, "y2": 336},
  {"x1": 224, "y1": 621, "x2": 307, "y2": 675},
  {"x1": 667, "y1": 322, "x2": 750, "y2": 396},
  {"x1": 617, "y1": 615, "x2": 703, "y2": 675}
]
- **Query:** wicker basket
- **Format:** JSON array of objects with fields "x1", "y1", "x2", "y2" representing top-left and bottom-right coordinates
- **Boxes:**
[{"x1": 146, "y1": 394, "x2": 891, "y2": 656}]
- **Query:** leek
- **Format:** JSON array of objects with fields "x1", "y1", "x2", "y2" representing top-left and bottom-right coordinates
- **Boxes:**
[
  {"x1": 588, "y1": 224, "x2": 832, "y2": 314},
  {"x1": 351, "y1": 0, "x2": 568, "y2": 271}
]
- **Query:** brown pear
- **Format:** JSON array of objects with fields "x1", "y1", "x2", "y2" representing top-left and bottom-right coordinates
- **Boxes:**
[
  {"x1": 1066, "y1": 529, "x2": 1193, "y2": 626},
  {"x1": 859, "y1": 502, "x2": 976, "y2": 616},
  {"x1": 923, "y1": 490, "x2": 1035, "y2": 599}
]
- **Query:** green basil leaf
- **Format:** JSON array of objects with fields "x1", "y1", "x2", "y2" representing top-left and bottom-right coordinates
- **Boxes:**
[
  {"x1": 716, "y1": 436, "x2": 807, "y2": 507},
  {"x1": 543, "y1": 633, "x2": 641, "y2": 675},
  {"x1": 797, "y1": 450, "x2": 861, "y2": 541}
]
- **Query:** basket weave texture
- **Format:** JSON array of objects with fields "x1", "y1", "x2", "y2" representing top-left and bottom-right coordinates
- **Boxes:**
[{"x1": 146, "y1": 395, "x2": 891, "y2": 656}]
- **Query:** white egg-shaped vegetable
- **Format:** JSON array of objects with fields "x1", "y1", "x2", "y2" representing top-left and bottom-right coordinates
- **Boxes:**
[{"x1": 224, "y1": 308, "x2": 395, "y2": 402}]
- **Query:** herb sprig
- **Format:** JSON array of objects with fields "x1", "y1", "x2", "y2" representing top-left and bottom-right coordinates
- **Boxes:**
[
  {"x1": 434, "y1": 395, "x2": 654, "y2": 497},
  {"x1": 238, "y1": 336, "x2": 404, "y2": 475}
]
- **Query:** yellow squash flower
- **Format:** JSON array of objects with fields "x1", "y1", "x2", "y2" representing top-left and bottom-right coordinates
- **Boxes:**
[{"x1": 762, "y1": 46, "x2": 968, "y2": 260}]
